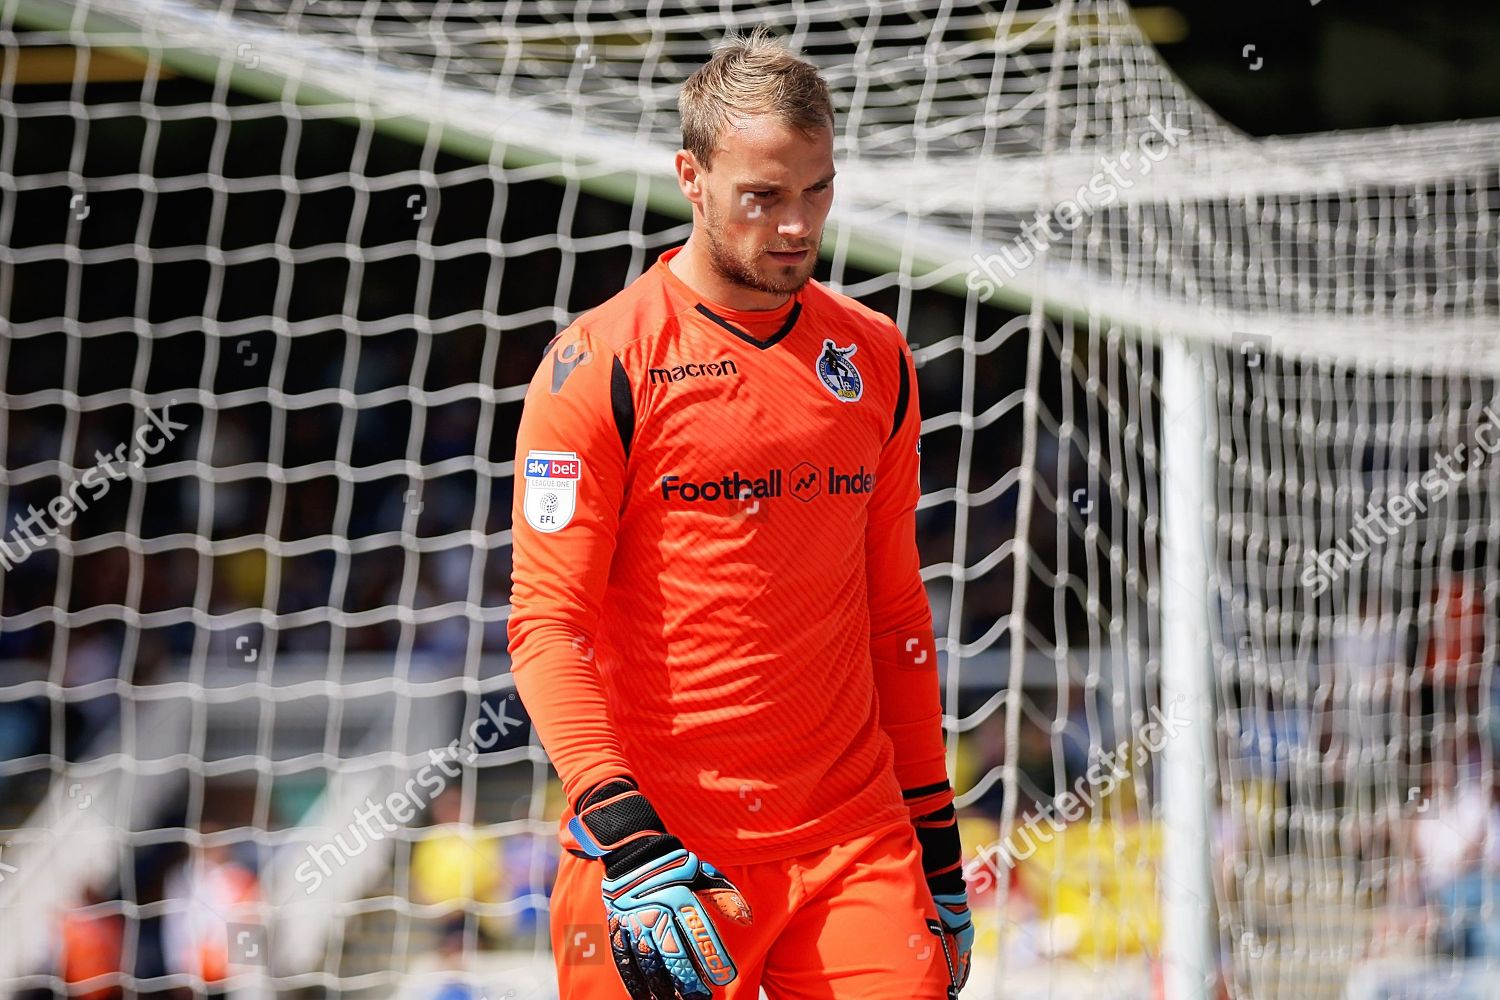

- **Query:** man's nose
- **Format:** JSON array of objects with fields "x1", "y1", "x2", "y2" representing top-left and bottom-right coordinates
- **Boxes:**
[{"x1": 778, "y1": 212, "x2": 809, "y2": 240}]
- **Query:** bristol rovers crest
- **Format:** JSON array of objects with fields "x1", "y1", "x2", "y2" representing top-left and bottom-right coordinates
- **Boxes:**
[{"x1": 815, "y1": 339, "x2": 863, "y2": 402}]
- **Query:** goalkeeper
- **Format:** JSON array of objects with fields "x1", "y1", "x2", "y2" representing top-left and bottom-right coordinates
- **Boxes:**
[{"x1": 508, "y1": 27, "x2": 971, "y2": 1000}]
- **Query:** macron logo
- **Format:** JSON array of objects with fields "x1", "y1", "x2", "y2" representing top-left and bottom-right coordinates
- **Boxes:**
[
  {"x1": 648, "y1": 359, "x2": 739, "y2": 385},
  {"x1": 525, "y1": 456, "x2": 580, "y2": 479}
]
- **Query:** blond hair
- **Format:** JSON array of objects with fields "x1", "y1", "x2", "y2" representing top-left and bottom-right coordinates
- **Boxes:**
[{"x1": 678, "y1": 27, "x2": 834, "y2": 170}]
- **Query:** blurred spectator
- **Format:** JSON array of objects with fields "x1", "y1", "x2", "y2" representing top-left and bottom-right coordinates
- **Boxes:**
[
  {"x1": 500, "y1": 830, "x2": 557, "y2": 938},
  {"x1": 1012, "y1": 801, "x2": 1162, "y2": 961},
  {"x1": 0, "y1": 695, "x2": 46, "y2": 764},
  {"x1": 1411, "y1": 756, "x2": 1500, "y2": 958},
  {"x1": 411, "y1": 787, "x2": 508, "y2": 944},
  {"x1": 414, "y1": 547, "x2": 476, "y2": 658},
  {"x1": 958, "y1": 707, "x2": 1006, "y2": 816},
  {"x1": 1328, "y1": 589, "x2": 1401, "y2": 762},
  {"x1": 63, "y1": 624, "x2": 122, "y2": 760},
  {"x1": 56, "y1": 883, "x2": 124, "y2": 1000},
  {"x1": 426, "y1": 924, "x2": 480, "y2": 1000},
  {"x1": 1057, "y1": 683, "x2": 1100, "y2": 784},
  {"x1": 1423, "y1": 571, "x2": 1488, "y2": 695},
  {"x1": 160, "y1": 837, "x2": 262, "y2": 986}
]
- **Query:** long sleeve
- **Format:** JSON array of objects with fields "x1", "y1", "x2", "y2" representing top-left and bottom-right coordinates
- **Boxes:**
[
  {"x1": 507, "y1": 324, "x2": 635, "y2": 808},
  {"x1": 865, "y1": 329, "x2": 948, "y2": 800}
]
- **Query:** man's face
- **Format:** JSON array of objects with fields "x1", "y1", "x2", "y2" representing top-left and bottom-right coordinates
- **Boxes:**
[{"x1": 692, "y1": 115, "x2": 835, "y2": 297}]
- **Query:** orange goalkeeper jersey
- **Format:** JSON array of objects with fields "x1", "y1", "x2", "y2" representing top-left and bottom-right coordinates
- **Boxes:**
[{"x1": 507, "y1": 244, "x2": 946, "y2": 865}]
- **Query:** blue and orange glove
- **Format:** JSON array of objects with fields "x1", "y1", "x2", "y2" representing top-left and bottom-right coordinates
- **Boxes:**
[
  {"x1": 908, "y1": 781, "x2": 973, "y2": 995},
  {"x1": 569, "y1": 777, "x2": 752, "y2": 999}
]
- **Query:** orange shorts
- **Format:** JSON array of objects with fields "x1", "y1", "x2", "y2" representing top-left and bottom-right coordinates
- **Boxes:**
[{"x1": 549, "y1": 819, "x2": 956, "y2": 999}]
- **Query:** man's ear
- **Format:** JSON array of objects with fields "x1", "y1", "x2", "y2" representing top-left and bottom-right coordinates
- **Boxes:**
[{"x1": 675, "y1": 149, "x2": 704, "y2": 203}]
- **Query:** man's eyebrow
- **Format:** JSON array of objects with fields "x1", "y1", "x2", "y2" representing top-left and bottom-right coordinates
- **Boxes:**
[{"x1": 737, "y1": 172, "x2": 838, "y2": 190}]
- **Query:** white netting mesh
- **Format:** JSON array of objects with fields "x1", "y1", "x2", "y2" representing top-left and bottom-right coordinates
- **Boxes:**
[
  {"x1": 1, "y1": 1, "x2": 1497, "y2": 998},
  {"x1": 1207, "y1": 358, "x2": 1500, "y2": 997}
]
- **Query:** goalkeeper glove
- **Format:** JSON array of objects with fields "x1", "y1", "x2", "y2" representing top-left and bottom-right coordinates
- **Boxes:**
[
  {"x1": 568, "y1": 777, "x2": 752, "y2": 999},
  {"x1": 909, "y1": 781, "x2": 973, "y2": 995}
]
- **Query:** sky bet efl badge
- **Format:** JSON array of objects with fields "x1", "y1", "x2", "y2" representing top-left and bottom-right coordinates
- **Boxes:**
[{"x1": 523, "y1": 450, "x2": 580, "y2": 532}]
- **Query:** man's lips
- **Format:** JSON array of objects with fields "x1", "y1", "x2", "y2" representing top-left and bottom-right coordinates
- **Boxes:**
[{"x1": 767, "y1": 248, "x2": 809, "y2": 262}]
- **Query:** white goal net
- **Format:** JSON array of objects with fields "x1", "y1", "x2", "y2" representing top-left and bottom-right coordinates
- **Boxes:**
[{"x1": 1, "y1": 1, "x2": 1497, "y2": 998}]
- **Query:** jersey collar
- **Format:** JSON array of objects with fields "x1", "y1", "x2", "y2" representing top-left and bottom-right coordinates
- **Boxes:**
[{"x1": 656, "y1": 244, "x2": 805, "y2": 351}]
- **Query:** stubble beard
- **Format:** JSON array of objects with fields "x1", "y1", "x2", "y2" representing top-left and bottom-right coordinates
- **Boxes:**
[{"x1": 702, "y1": 190, "x2": 820, "y2": 298}]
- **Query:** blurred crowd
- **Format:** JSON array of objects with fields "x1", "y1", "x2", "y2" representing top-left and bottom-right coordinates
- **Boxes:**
[{"x1": 19, "y1": 786, "x2": 558, "y2": 1000}]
